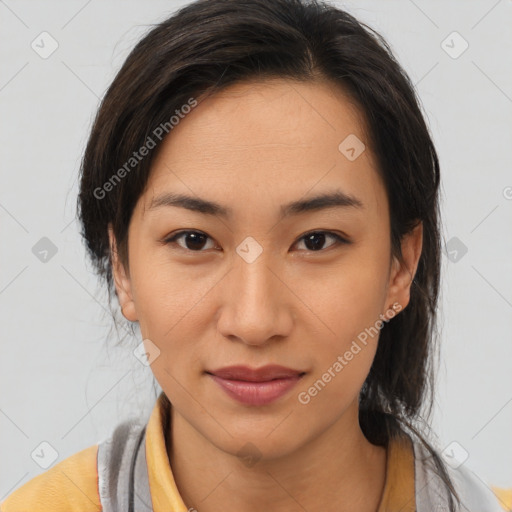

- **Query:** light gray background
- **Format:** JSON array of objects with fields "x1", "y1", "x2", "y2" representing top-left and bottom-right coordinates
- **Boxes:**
[{"x1": 1, "y1": 0, "x2": 511, "y2": 499}]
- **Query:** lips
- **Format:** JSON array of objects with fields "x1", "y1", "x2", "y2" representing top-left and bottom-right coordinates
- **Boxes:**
[
  {"x1": 206, "y1": 365, "x2": 305, "y2": 382},
  {"x1": 206, "y1": 365, "x2": 306, "y2": 406}
]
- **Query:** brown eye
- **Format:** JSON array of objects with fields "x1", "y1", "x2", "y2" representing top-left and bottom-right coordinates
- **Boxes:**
[
  {"x1": 294, "y1": 231, "x2": 350, "y2": 252},
  {"x1": 164, "y1": 231, "x2": 216, "y2": 251}
]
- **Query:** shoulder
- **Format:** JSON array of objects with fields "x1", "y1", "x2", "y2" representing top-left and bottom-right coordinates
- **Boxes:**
[
  {"x1": 0, "y1": 420, "x2": 148, "y2": 512},
  {"x1": 0, "y1": 444, "x2": 101, "y2": 512},
  {"x1": 412, "y1": 438, "x2": 506, "y2": 512}
]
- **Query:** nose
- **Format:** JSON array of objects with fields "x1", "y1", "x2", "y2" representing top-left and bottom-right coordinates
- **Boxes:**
[{"x1": 216, "y1": 253, "x2": 294, "y2": 347}]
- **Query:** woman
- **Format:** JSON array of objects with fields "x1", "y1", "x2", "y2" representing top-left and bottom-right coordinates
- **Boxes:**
[{"x1": 1, "y1": 0, "x2": 506, "y2": 511}]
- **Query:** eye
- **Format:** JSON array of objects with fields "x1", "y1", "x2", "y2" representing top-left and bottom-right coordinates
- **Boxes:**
[
  {"x1": 163, "y1": 230, "x2": 217, "y2": 252},
  {"x1": 294, "y1": 231, "x2": 350, "y2": 252},
  {"x1": 163, "y1": 230, "x2": 350, "y2": 253}
]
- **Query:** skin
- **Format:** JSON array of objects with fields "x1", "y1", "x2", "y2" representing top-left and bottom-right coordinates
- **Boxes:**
[{"x1": 109, "y1": 78, "x2": 423, "y2": 512}]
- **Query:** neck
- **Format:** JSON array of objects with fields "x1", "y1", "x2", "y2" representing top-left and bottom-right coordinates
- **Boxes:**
[{"x1": 166, "y1": 401, "x2": 388, "y2": 512}]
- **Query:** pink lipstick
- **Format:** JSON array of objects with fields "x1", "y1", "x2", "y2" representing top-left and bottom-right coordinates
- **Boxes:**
[{"x1": 206, "y1": 365, "x2": 305, "y2": 406}]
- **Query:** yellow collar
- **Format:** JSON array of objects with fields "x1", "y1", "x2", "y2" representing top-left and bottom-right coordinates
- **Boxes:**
[
  {"x1": 145, "y1": 392, "x2": 188, "y2": 511},
  {"x1": 377, "y1": 429, "x2": 416, "y2": 511}
]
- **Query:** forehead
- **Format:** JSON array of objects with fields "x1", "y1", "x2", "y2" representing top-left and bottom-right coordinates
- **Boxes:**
[{"x1": 140, "y1": 78, "x2": 387, "y2": 221}]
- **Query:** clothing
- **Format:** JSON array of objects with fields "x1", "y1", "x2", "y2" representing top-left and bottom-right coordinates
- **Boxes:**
[{"x1": 0, "y1": 392, "x2": 506, "y2": 511}]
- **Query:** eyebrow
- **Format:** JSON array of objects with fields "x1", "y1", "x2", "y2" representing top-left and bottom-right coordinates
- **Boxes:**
[{"x1": 147, "y1": 189, "x2": 364, "y2": 219}]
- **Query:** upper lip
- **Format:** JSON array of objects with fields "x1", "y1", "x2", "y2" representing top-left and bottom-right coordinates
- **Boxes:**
[{"x1": 206, "y1": 365, "x2": 305, "y2": 382}]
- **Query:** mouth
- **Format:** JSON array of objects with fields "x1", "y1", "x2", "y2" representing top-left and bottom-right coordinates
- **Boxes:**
[
  {"x1": 205, "y1": 365, "x2": 306, "y2": 406},
  {"x1": 206, "y1": 364, "x2": 305, "y2": 381}
]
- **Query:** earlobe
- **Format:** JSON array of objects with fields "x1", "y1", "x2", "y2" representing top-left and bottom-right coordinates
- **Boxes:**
[
  {"x1": 386, "y1": 222, "x2": 423, "y2": 313},
  {"x1": 108, "y1": 224, "x2": 138, "y2": 322}
]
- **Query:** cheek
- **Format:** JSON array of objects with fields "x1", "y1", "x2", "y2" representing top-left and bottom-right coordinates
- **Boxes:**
[
  {"x1": 129, "y1": 243, "x2": 211, "y2": 331},
  {"x1": 127, "y1": 248, "x2": 218, "y2": 382},
  {"x1": 294, "y1": 248, "x2": 389, "y2": 341},
  {"x1": 292, "y1": 250, "x2": 388, "y2": 397},
  {"x1": 296, "y1": 292, "x2": 382, "y2": 415}
]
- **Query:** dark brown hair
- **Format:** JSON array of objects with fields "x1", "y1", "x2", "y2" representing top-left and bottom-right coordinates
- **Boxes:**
[{"x1": 77, "y1": 0, "x2": 458, "y2": 508}]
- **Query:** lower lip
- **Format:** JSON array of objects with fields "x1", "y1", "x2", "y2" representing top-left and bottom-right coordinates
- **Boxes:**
[{"x1": 208, "y1": 374, "x2": 303, "y2": 406}]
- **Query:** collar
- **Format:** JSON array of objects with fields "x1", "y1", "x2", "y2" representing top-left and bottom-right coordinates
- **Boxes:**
[
  {"x1": 377, "y1": 429, "x2": 416, "y2": 511},
  {"x1": 145, "y1": 392, "x2": 416, "y2": 512},
  {"x1": 145, "y1": 392, "x2": 188, "y2": 511}
]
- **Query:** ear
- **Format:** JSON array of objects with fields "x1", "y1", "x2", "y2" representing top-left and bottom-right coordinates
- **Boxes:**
[
  {"x1": 384, "y1": 221, "x2": 423, "y2": 314},
  {"x1": 108, "y1": 223, "x2": 138, "y2": 322}
]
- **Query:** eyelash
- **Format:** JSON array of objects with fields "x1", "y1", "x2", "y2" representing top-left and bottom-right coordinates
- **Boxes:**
[{"x1": 162, "y1": 230, "x2": 351, "y2": 253}]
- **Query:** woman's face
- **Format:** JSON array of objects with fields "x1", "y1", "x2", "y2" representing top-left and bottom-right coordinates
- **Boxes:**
[{"x1": 110, "y1": 78, "x2": 422, "y2": 460}]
